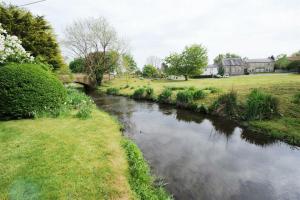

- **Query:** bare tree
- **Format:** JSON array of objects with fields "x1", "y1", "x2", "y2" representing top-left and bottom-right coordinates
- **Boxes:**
[
  {"x1": 64, "y1": 17, "x2": 125, "y2": 85},
  {"x1": 146, "y1": 56, "x2": 162, "y2": 69}
]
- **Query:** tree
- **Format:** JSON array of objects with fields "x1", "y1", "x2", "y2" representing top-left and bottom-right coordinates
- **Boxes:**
[
  {"x1": 64, "y1": 17, "x2": 125, "y2": 85},
  {"x1": 122, "y1": 54, "x2": 137, "y2": 74},
  {"x1": 0, "y1": 4, "x2": 65, "y2": 70},
  {"x1": 146, "y1": 56, "x2": 162, "y2": 68},
  {"x1": 69, "y1": 58, "x2": 85, "y2": 73},
  {"x1": 274, "y1": 54, "x2": 290, "y2": 70},
  {"x1": 165, "y1": 44, "x2": 208, "y2": 81},
  {"x1": 142, "y1": 64, "x2": 158, "y2": 78}
]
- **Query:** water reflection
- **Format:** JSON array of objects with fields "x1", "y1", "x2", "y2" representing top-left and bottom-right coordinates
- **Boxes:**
[{"x1": 90, "y1": 94, "x2": 300, "y2": 200}]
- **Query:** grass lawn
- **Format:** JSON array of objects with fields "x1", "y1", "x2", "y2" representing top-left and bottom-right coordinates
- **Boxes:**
[
  {"x1": 0, "y1": 110, "x2": 134, "y2": 200},
  {"x1": 101, "y1": 73, "x2": 300, "y2": 144}
]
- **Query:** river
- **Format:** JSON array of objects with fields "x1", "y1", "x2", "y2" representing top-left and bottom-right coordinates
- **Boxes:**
[{"x1": 90, "y1": 93, "x2": 300, "y2": 200}]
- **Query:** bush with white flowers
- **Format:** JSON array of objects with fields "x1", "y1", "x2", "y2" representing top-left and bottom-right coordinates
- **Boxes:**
[{"x1": 0, "y1": 23, "x2": 34, "y2": 64}]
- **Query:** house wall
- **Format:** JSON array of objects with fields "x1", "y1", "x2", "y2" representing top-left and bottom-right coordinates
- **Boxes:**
[
  {"x1": 224, "y1": 65, "x2": 244, "y2": 75},
  {"x1": 247, "y1": 62, "x2": 274, "y2": 73}
]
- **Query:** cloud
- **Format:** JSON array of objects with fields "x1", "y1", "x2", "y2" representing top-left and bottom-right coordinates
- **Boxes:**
[{"x1": 8, "y1": 0, "x2": 300, "y2": 67}]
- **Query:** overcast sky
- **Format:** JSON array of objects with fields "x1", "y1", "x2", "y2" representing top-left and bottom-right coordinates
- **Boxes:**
[{"x1": 6, "y1": 0, "x2": 300, "y2": 67}]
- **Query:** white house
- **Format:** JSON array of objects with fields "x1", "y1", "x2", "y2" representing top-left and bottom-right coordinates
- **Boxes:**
[{"x1": 203, "y1": 64, "x2": 218, "y2": 76}]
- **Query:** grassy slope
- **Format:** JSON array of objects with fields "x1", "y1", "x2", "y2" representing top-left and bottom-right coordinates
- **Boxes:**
[
  {"x1": 102, "y1": 74, "x2": 300, "y2": 144},
  {"x1": 0, "y1": 110, "x2": 134, "y2": 200}
]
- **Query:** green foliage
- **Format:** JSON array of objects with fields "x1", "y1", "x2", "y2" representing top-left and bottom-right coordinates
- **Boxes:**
[
  {"x1": 0, "y1": 63, "x2": 67, "y2": 119},
  {"x1": 275, "y1": 54, "x2": 290, "y2": 69},
  {"x1": 122, "y1": 139, "x2": 172, "y2": 200},
  {"x1": 132, "y1": 88, "x2": 145, "y2": 99},
  {"x1": 69, "y1": 58, "x2": 85, "y2": 73},
  {"x1": 193, "y1": 89, "x2": 207, "y2": 100},
  {"x1": 142, "y1": 64, "x2": 159, "y2": 78},
  {"x1": 106, "y1": 87, "x2": 120, "y2": 95},
  {"x1": 0, "y1": 4, "x2": 65, "y2": 70},
  {"x1": 76, "y1": 103, "x2": 92, "y2": 119},
  {"x1": 145, "y1": 87, "x2": 154, "y2": 98},
  {"x1": 204, "y1": 86, "x2": 221, "y2": 94},
  {"x1": 287, "y1": 60, "x2": 300, "y2": 73},
  {"x1": 122, "y1": 54, "x2": 138, "y2": 73},
  {"x1": 165, "y1": 86, "x2": 186, "y2": 91},
  {"x1": 176, "y1": 90, "x2": 194, "y2": 106},
  {"x1": 293, "y1": 92, "x2": 300, "y2": 104},
  {"x1": 165, "y1": 44, "x2": 208, "y2": 80},
  {"x1": 245, "y1": 89, "x2": 279, "y2": 120},
  {"x1": 211, "y1": 91, "x2": 238, "y2": 117},
  {"x1": 158, "y1": 88, "x2": 173, "y2": 103}
]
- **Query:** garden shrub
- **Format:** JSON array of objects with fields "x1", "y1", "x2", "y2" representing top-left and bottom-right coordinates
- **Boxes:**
[
  {"x1": 145, "y1": 87, "x2": 154, "y2": 98},
  {"x1": 176, "y1": 90, "x2": 194, "y2": 106},
  {"x1": 0, "y1": 63, "x2": 66, "y2": 119},
  {"x1": 211, "y1": 90, "x2": 238, "y2": 117},
  {"x1": 293, "y1": 92, "x2": 300, "y2": 104},
  {"x1": 158, "y1": 88, "x2": 173, "y2": 103},
  {"x1": 245, "y1": 89, "x2": 279, "y2": 120},
  {"x1": 106, "y1": 87, "x2": 119, "y2": 95},
  {"x1": 193, "y1": 89, "x2": 207, "y2": 100},
  {"x1": 132, "y1": 88, "x2": 145, "y2": 99}
]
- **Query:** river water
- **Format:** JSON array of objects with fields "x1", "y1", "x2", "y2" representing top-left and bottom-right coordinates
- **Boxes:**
[{"x1": 90, "y1": 93, "x2": 300, "y2": 200}]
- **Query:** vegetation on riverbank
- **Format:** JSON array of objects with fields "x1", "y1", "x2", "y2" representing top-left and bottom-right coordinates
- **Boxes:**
[
  {"x1": 0, "y1": 87, "x2": 171, "y2": 199},
  {"x1": 101, "y1": 74, "x2": 300, "y2": 145}
]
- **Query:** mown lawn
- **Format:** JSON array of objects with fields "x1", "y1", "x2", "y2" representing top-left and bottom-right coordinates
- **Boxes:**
[
  {"x1": 102, "y1": 73, "x2": 300, "y2": 144},
  {"x1": 0, "y1": 110, "x2": 134, "y2": 200}
]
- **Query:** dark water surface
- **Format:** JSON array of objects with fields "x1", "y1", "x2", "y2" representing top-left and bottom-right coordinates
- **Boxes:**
[{"x1": 91, "y1": 93, "x2": 300, "y2": 200}]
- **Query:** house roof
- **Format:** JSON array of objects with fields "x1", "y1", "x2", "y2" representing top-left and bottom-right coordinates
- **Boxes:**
[
  {"x1": 245, "y1": 58, "x2": 274, "y2": 63},
  {"x1": 222, "y1": 58, "x2": 244, "y2": 66}
]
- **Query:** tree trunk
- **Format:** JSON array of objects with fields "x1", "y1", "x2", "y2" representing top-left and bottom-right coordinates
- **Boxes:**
[{"x1": 184, "y1": 75, "x2": 188, "y2": 81}]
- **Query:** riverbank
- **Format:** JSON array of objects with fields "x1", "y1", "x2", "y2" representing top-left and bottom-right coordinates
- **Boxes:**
[
  {"x1": 0, "y1": 92, "x2": 171, "y2": 199},
  {"x1": 100, "y1": 74, "x2": 300, "y2": 146}
]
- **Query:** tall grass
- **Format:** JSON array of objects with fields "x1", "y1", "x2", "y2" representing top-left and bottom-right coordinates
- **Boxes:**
[
  {"x1": 293, "y1": 92, "x2": 300, "y2": 104},
  {"x1": 106, "y1": 87, "x2": 120, "y2": 95},
  {"x1": 122, "y1": 139, "x2": 172, "y2": 200},
  {"x1": 211, "y1": 90, "x2": 238, "y2": 117},
  {"x1": 132, "y1": 88, "x2": 146, "y2": 99},
  {"x1": 158, "y1": 88, "x2": 173, "y2": 103},
  {"x1": 176, "y1": 90, "x2": 194, "y2": 106},
  {"x1": 245, "y1": 89, "x2": 279, "y2": 120}
]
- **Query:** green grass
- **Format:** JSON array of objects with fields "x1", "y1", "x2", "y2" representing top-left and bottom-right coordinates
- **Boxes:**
[
  {"x1": 122, "y1": 139, "x2": 172, "y2": 200},
  {"x1": 0, "y1": 110, "x2": 134, "y2": 200},
  {"x1": 101, "y1": 74, "x2": 300, "y2": 145}
]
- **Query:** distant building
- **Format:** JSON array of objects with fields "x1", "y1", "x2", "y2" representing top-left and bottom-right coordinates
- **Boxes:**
[
  {"x1": 245, "y1": 58, "x2": 275, "y2": 73},
  {"x1": 203, "y1": 64, "x2": 218, "y2": 76},
  {"x1": 220, "y1": 57, "x2": 275, "y2": 75},
  {"x1": 222, "y1": 58, "x2": 245, "y2": 75}
]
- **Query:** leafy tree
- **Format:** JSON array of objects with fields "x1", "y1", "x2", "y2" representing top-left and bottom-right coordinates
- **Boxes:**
[
  {"x1": 69, "y1": 58, "x2": 85, "y2": 73},
  {"x1": 287, "y1": 50, "x2": 300, "y2": 73},
  {"x1": 0, "y1": 4, "x2": 65, "y2": 70},
  {"x1": 165, "y1": 44, "x2": 208, "y2": 81},
  {"x1": 275, "y1": 54, "x2": 290, "y2": 69},
  {"x1": 122, "y1": 54, "x2": 137, "y2": 73},
  {"x1": 142, "y1": 64, "x2": 158, "y2": 78}
]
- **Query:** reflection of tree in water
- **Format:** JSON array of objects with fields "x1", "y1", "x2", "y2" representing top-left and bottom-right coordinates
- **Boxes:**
[
  {"x1": 175, "y1": 109, "x2": 204, "y2": 124},
  {"x1": 241, "y1": 130, "x2": 276, "y2": 147},
  {"x1": 209, "y1": 117, "x2": 236, "y2": 137},
  {"x1": 158, "y1": 104, "x2": 176, "y2": 116}
]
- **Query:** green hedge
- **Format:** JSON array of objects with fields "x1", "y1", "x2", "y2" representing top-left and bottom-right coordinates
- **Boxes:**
[{"x1": 0, "y1": 63, "x2": 66, "y2": 119}]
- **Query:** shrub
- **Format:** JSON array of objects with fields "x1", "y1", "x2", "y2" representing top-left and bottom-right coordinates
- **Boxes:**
[
  {"x1": 106, "y1": 87, "x2": 119, "y2": 95},
  {"x1": 132, "y1": 88, "x2": 145, "y2": 99},
  {"x1": 293, "y1": 92, "x2": 300, "y2": 104},
  {"x1": 245, "y1": 89, "x2": 279, "y2": 120},
  {"x1": 145, "y1": 87, "x2": 154, "y2": 98},
  {"x1": 211, "y1": 90, "x2": 238, "y2": 117},
  {"x1": 176, "y1": 90, "x2": 194, "y2": 106},
  {"x1": 0, "y1": 63, "x2": 66, "y2": 119},
  {"x1": 193, "y1": 89, "x2": 207, "y2": 100},
  {"x1": 158, "y1": 88, "x2": 173, "y2": 103},
  {"x1": 76, "y1": 103, "x2": 92, "y2": 119}
]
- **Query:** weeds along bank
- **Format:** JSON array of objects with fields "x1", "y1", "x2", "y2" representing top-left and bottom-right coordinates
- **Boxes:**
[
  {"x1": 0, "y1": 64, "x2": 171, "y2": 200},
  {"x1": 102, "y1": 75, "x2": 300, "y2": 146}
]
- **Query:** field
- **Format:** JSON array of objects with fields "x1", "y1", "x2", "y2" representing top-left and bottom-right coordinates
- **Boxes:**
[
  {"x1": 102, "y1": 74, "x2": 300, "y2": 144},
  {"x1": 0, "y1": 110, "x2": 134, "y2": 200}
]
